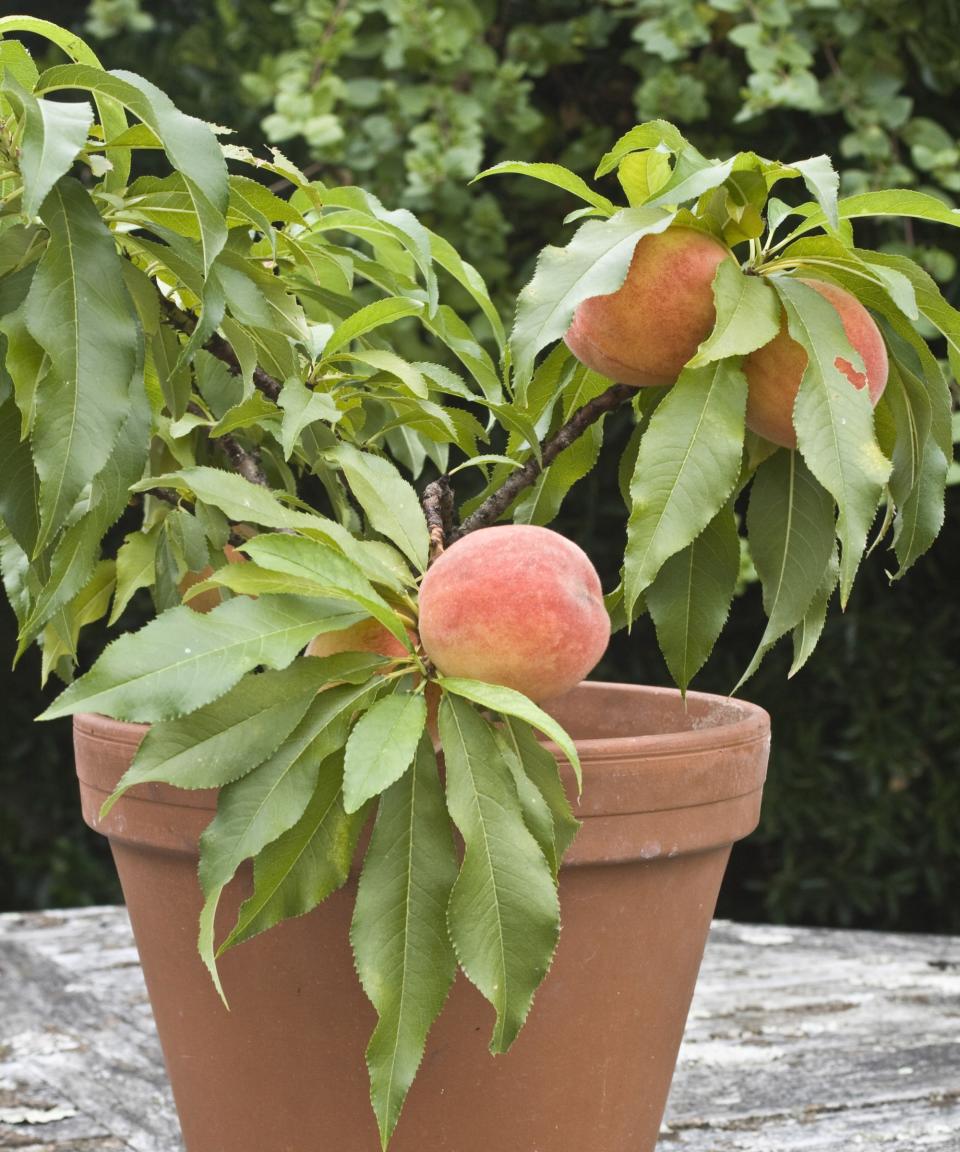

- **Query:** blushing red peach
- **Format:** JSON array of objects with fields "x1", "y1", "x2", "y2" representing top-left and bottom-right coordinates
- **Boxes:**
[
  {"x1": 744, "y1": 277, "x2": 888, "y2": 448},
  {"x1": 564, "y1": 227, "x2": 734, "y2": 386},
  {"x1": 417, "y1": 524, "x2": 610, "y2": 703}
]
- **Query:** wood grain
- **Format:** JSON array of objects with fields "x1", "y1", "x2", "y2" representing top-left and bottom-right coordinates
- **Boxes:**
[{"x1": 0, "y1": 909, "x2": 957, "y2": 1150}]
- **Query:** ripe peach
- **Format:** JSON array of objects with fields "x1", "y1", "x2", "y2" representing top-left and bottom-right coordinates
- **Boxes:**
[
  {"x1": 564, "y1": 226, "x2": 734, "y2": 386},
  {"x1": 744, "y1": 278, "x2": 888, "y2": 448},
  {"x1": 417, "y1": 524, "x2": 610, "y2": 703}
]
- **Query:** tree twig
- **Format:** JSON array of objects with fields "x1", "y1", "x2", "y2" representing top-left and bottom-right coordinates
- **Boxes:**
[
  {"x1": 219, "y1": 433, "x2": 269, "y2": 488},
  {"x1": 422, "y1": 476, "x2": 455, "y2": 564},
  {"x1": 451, "y1": 383, "x2": 635, "y2": 540},
  {"x1": 160, "y1": 297, "x2": 282, "y2": 402}
]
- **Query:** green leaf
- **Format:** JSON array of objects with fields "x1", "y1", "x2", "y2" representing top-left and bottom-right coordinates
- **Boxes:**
[
  {"x1": 595, "y1": 121, "x2": 695, "y2": 178},
  {"x1": 789, "y1": 548, "x2": 838, "y2": 678},
  {"x1": 2, "y1": 76, "x2": 93, "y2": 219},
  {"x1": 38, "y1": 64, "x2": 228, "y2": 273},
  {"x1": 426, "y1": 229, "x2": 506, "y2": 354},
  {"x1": 617, "y1": 151, "x2": 672, "y2": 206},
  {"x1": 739, "y1": 450, "x2": 837, "y2": 686},
  {"x1": 439, "y1": 695, "x2": 559, "y2": 1054},
  {"x1": 219, "y1": 749, "x2": 366, "y2": 952},
  {"x1": 888, "y1": 359, "x2": 949, "y2": 577},
  {"x1": 624, "y1": 360, "x2": 747, "y2": 615},
  {"x1": 109, "y1": 525, "x2": 159, "y2": 625},
  {"x1": 0, "y1": 396, "x2": 40, "y2": 556},
  {"x1": 343, "y1": 691, "x2": 426, "y2": 814},
  {"x1": 104, "y1": 659, "x2": 368, "y2": 815},
  {"x1": 438, "y1": 677, "x2": 582, "y2": 791},
  {"x1": 278, "y1": 376, "x2": 340, "y2": 458},
  {"x1": 17, "y1": 389, "x2": 150, "y2": 650},
  {"x1": 647, "y1": 503, "x2": 740, "y2": 691},
  {"x1": 25, "y1": 177, "x2": 138, "y2": 552},
  {"x1": 198, "y1": 678, "x2": 382, "y2": 996},
  {"x1": 39, "y1": 595, "x2": 368, "y2": 723},
  {"x1": 688, "y1": 261, "x2": 781, "y2": 366},
  {"x1": 352, "y1": 734, "x2": 457, "y2": 1149},
  {"x1": 328, "y1": 443, "x2": 430, "y2": 572},
  {"x1": 782, "y1": 188, "x2": 960, "y2": 247},
  {"x1": 788, "y1": 155, "x2": 839, "y2": 231},
  {"x1": 501, "y1": 717, "x2": 580, "y2": 867},
  {"x1": 774, "y1": 278, "x2": 891, "y2": 602},
  {"x1": 322, "y1": 297, "x2": 424, "y2": 358},
  {"x1": 511, "y1": 206, "x2": 675, "y2": 395},
  {"x1": 473, "y1": 161, "x2": 614, "y2": 215},
  {"x1": 241, "y1": 533, "x2": 411, "y2": 650},
  {"x1": 0, "y1": 16, "x2": 130, "y2": 191}
]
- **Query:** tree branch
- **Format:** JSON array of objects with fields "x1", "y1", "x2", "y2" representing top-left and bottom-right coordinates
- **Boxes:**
[
  {"x1": 160, "y1": 297, "x2": 282, "y2": 402},
  {"x1": 451, "y1": 382, "x2": 635, "y2": 540},
  {"x1": 219, "y1": 433, "x2": 269, "y2": 488},
  {"x1": 422, "y1": 476, "x2": 455, "y2": 564}
]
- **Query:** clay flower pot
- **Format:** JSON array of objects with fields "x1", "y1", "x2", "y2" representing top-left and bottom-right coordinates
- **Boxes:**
[{"x1": 74, "y1": 681, "x2": 769, "y2": 1152}]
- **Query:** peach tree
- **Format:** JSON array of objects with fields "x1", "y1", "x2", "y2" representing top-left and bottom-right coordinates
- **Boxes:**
[{"x1": 0, "y1": 16, "x2": 955, "y2": 1148}]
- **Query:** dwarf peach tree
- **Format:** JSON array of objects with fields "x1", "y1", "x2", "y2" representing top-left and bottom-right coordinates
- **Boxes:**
[{"x1": 0, "y1": 17, "x2": 955, "y2": 1148}]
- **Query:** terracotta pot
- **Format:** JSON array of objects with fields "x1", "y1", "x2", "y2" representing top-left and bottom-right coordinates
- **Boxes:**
[{"x1": 74, "y1": 681, "x2": 769, "y2": 1152}]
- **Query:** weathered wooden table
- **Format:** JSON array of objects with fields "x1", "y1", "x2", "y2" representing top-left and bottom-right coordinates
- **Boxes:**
[{"x1": 0, "y1": 907, "x2": 957, "y2": 1150}]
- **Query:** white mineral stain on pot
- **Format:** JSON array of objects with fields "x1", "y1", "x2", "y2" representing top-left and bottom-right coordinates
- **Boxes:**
[{"x1": 639, "y1": 840, "x2": 661, "y2": 860}]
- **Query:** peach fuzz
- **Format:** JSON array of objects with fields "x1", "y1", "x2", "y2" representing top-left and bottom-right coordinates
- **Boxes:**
[
  {"x1": 417, "y1": 524, "x2": 610, "y2": 703},
  {"x1": 564, "y1": 226, "x2": 734, "y2": 386},
  {"x1": 744, "y1": 277, "x2": 889, "y2": 449}
]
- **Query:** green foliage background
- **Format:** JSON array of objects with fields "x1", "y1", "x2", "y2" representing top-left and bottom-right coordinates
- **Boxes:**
[{"x1": 2, "y1": 0, "x2": 958, "y2": 932}]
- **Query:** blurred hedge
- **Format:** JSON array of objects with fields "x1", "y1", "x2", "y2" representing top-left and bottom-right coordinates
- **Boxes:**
[{"x1": 2, "y1": 0, "x2": 959, "y2": 929}]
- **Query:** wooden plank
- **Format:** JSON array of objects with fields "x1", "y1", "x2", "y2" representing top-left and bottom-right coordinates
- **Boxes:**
[{"x1": 1, "y1": 909, "x2": 958, "y2": 1150}]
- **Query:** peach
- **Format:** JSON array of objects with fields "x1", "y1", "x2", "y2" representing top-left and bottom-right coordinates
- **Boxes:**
[
  {"x1": 744, "y1": 278, "x2": 888, "y2": 448},
  {"x1": 564, "y1": 226, "x2": 734, "y2": 386},
  {"x1": 417, "y1": 524, "x2": 610, "y2": 703}
]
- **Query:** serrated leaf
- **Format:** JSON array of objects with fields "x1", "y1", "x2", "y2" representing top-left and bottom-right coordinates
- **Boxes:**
[
  {"x1": 104, "y1": 659, "x2": 362, "y2": 815},
  {"x1": 775, "y1": 278, "x2": 891, "y2": 602},
  {"x1": 781, "y1": 188, "x2": 960, "y2": 247},
  {"x1": 343, "y1": 692, "x2": 426, "y2": 814},
  {"x1": 39, "y1": 594, "x2": 368, "y2": 723},
  {"x1": 426, "y1": 229, "x2": 506, "y2": 354},
  {"x1": 439, "y1": 695, "x2": 559, "y2": 1054},
  {"x1": 109, "y1": 525, "x2": 159, "y2": 625},
  {"x1": 0, "y1": 16, "x2": 130, "y2": 191},
  {"x1": 25, "y1": 177, "x2": 138, "y2": 552},
  {"x1": 38, "y1": 64, "x2": 228, "y2": 274},
  {"x1": 789, "y1": 548, "x2": 838, "y2": 678},
  {"x1": 438, "y1": 676, "x2": 582, "y2": 791},
  {"x1": 624, "y1": 360, "x2": 747, "y2": 615},
  {"x1": 738, "y1": 450, "x2": 837, "y2": 687},
  {"x1": 198, "y1": 678, "x2": 382, "y2": 997},
  {"x1": 219, "y1": 749, "x2": 366, "y2": 952},
  {"x1": 595, "y1": 121, "x2": 695, "y2": 178},
  {"x1": 689, "y1": 261, "x2": 781, "y2": 366},
  {"x1": 2, "y1": 76, "x2": 93, "y2": 219},
  {"x1": 647, "y1": 503, "x2": 740, "y2": 690},
  {"x1": 241, "y1": 532, "x2": 411, "y2": 650},
  {"x1": 352, "y1": 735, "x2": 457, "y2": 1149},
  {"x1": 328, "y1": 443, "x2": 429, "y2": 571},
  {"x1": 322, "y1": 298, "x2": 424, "y2": 358},
  {"x1": 278, "y1": 376, "x2": 340, "y2": 458},
  {"x1": 618, "y1": 151, "x2": 672, "y2": 206},
  {"x1": 511, "y1": 206, "x2": 674, "y2": 395},
  {"x1": 208, "y1": 391, "x2": 277, "y2": 438},
  {"x1": 474, "y1": 161, "x2": 614, "y2": 215},
  {"x1": 500, "y1": 717, "x2": 580, "y2": 867},
  {"x1": 788, "y1": 155, "x2": 839, "y2": 231},
  {"x1": 17, "y1": 388, "x2": 150, "y2": 650},
  {"x1": 0, "y1": 396, "x2": 40, "y2": 555}
]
